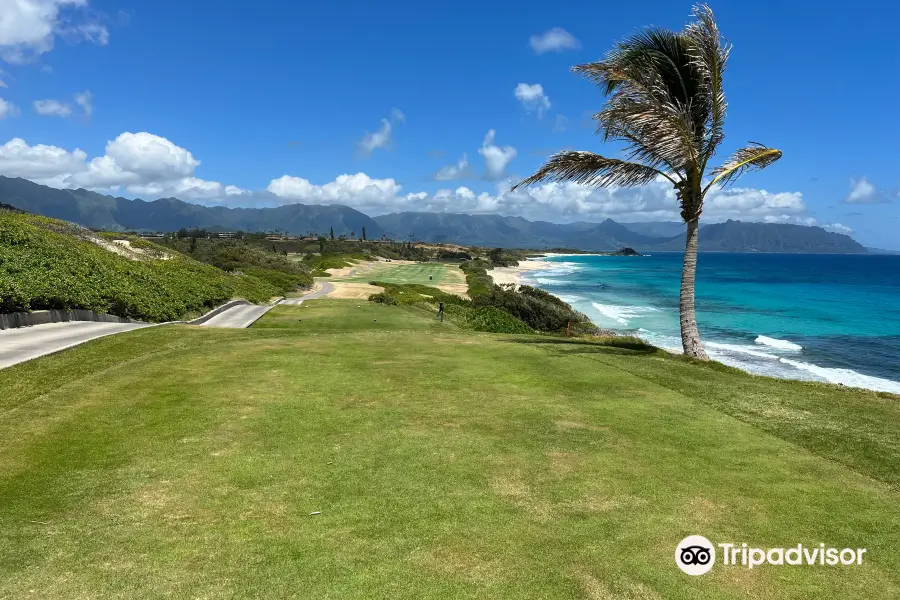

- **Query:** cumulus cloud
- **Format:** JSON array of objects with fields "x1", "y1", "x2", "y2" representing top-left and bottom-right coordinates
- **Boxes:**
[
  {"x1": 1, "y1": 131, "x2": 817, "y2": 226},
  {"x1": 0, "y1": 97, "x2": 19, "y2": 119},
  {"x1": 478, "y1": 130, "x2": 517, "y2": 180},
  {"x1": 0, "y1": 132, "x2": 245, "y2": 199},
  {"x1": 0, "y1": 0, "x2": 109, "y2": 63},
  {"x1": 514, "y1": 83, "x2": 550, "y2": 118},
  {"x1": 434, "y1": 153, "x2": 469, "y2": 181},
  {"x1": 34, "y1": 98, "x2": 72, "y2": 117},
  {"x1": 845, "y1": 176, "x2": 886, "y2": 204},
  {"x1": 529, "y1": 27, "x2": 581, "y2": 54},
  {"x1": 266, "y1": 169, "x2": 810, "y2": 225},
  {"x1": 357, "y1": 108, "x2": 405, "y2": 156}
]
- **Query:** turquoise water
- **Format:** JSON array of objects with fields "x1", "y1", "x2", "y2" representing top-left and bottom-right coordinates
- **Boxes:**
[{"x1": 529, "y1": 253, "x2": 900, "y2": 393}]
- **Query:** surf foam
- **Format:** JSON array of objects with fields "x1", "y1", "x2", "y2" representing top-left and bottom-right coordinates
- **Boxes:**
[{"x1": 755, "y1": 335, "x2": 803, "y2": 351}]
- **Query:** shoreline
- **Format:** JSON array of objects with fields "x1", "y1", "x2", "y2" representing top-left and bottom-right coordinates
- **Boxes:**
[
  {"x1": 487, "y1": 252, "x2": 582, "y2": 287},
  {"x1": 516, "y1": 255, "x2": 900, "y2": 395}
]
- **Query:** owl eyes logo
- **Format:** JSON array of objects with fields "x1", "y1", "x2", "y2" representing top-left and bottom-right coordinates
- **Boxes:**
[{"x1": 675, "y1": 535, "x2": 716, "y2": 575}]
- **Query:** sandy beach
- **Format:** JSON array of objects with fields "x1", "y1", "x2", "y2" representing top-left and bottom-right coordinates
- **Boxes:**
[{"x1": 489, "y1": 258, "x2": 557, "y2": 287}]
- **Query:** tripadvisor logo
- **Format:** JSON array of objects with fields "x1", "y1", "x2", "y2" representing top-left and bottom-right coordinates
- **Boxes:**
[{"x1": 675, "y1": 536, "x2": 867, "y2": 576}]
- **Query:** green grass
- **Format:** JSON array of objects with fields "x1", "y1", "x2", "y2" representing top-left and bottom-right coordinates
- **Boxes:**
[
  {"x1": 1, "y1": 301, "x2": 898, "y2": 599},
  {"x1": 345, "y1": 263, "x2": 456, "y2": 285},
  {"x1": 254, "y1": 299, "x2": 451, "y2": 333}
]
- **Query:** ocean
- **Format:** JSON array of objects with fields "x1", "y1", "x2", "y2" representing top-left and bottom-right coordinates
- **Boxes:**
[{"x1": 527, "y1": 252, "x2": 900, "y2": 394}]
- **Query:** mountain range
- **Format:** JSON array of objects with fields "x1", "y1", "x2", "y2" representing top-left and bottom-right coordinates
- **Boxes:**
[{"x1": 0, "y1": 176, "x2": 868, "y2": 254}]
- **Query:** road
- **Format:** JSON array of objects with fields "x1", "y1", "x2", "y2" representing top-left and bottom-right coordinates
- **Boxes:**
[
  {"x1": 281, "y1": 283, "x2": 334, "y2": 305},
  {"x1": 0, "y1": 286, "x2": 332, "y2": 369},
  {"x1": 0, "y1": 321, "x2": 150, "y2": 369},
  {"x1": 199, "y1": 303, "x2": 275, "y2": 328}
]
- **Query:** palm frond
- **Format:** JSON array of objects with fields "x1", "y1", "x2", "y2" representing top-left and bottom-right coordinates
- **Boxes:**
[
  {"x1": 707, "y1": 143, "x2": 782, "y2": 189},
  {"x1": 511, "y1": 151, "x2": 666, "y2": 190},
  {"x1": 573, "y1": 26, "x2": 708, "y2": 171},
  {"x1": 685, "y1": 4, "x2": 730, "y2": 160}
]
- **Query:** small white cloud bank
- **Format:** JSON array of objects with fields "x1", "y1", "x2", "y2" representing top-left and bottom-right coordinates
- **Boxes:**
[
  {"x1": 357, "y1": 108, "x2": 405, "y2": 156},
  {"x1": 845, "y1": 176, "x2": 886, "y2": 204},
  {"x1": 478, "y1": 130, "x2": 517, "y2": 180},
  {"x1": 434, "y1": 153, "x2": 469, "y2": 181},
  {"x1": 529, "y1": 27, "x2": 580, "y2": 54},
  {"x1": 514, "y1": 83, "x2": 551, "y2": 119}
]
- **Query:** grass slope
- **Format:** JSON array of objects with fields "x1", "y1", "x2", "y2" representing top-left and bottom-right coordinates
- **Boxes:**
[
  {"x1": 1, "y1": 302, "x2": 898, "y2": 599},
  {"x1": 0, "y1": 211, "x2": 279, "y2": 321}
]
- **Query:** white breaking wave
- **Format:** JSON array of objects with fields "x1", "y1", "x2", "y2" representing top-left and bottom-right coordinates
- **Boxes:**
[
  {"x1": 538, "y1": 262, "x2": 582, "y2": 276},
  {"x1": 706, "y1": 341, "x2": 782, "y2": 361},
  {"x1": 632, "y1": 331, "x2": 900, "y2": 394},
  {"x1": 755, "y1": 335, "x2": 803, "y2": 351},
  {"x1": 778, "y1": 358, "x2": 900, "y2": 394},
  {"x1": 591, "y1": 303, "x2": 659, "y2": 326}
]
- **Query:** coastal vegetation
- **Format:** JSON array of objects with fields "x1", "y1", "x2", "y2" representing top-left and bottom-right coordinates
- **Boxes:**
[
  {"x1": 513, "y1": 4, "x2": 782, "y2": 358},
  {"x1": 1, "y1": 300, "x2": 897, "y2": 598},
  {"x1": 0, "y1": 210, "x2": 285, "y2": 321}
]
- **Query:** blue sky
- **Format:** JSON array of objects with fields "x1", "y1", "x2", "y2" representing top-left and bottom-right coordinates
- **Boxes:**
[{"x1": 0, "y1": 0, "x2": 898, "y2": 248}]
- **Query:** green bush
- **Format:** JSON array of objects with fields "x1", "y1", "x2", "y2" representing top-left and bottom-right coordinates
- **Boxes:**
[
  {"x1": 466, "y1": 307, "x2": 533, "y2": 334},
  {"x1": 368, "y1": 292, "x2": 397, "y2": 305},
  {"x1": 0, "y1": 211, "x2": 278, "y2": 322},
  {"x1": 369, "y1": 281, "x2": 468, "y2": 307},
  {"x1": 240, "y1": 267, "x2": 313, "y2": 294},
  {"x1": 459, "y1": 259, "x2": 495, "y2": 297},
  {"x1": 472, "y1": 284, "x2": 599, "y2": 335}
]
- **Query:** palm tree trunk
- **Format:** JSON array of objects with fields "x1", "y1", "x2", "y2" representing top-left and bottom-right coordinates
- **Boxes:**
[{"x1": 679, "y1": 217, "x2": 709, "y2": 359}]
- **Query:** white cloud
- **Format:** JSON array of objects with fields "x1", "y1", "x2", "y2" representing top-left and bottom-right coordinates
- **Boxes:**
[
  {"x1": 33, "y1": 91, "x2": 93, "y2": 117},
  {"x1": 824, "y1": 223, "x2": 852, "y2": 234},
  {"x1": 0, "y1": 131, "x2": 818, "y2": 227},
  {"x1": 34, "y1": 98, "x2": 72, "y2": 117},
  {"x1": 529, "y1": 27, "x2": 580, "y2": 54},
  {"x1": 74, "y1": 90, "x2": 92, "y2": 116},
  {"x1": 478, "y1": 130, "x2": 517, "y2": 180},
  {"x1": 0, "y1": 132, "x2": 238, "y2": 199},
  {"x1": 434, "y1": 153, "x2": 469, "y2": 181},
  {"x1": 357, "y1": 109, "x2": 405, "y2": 156},
  {"x1": 845, "y1": 177, "x2": 885, "y2": 204},
  {"x1": 0, "y1": 97, "x2": 19, "y2": 119},
  {"x1": 266, "y1": 169, "x2": 809, "y2": 225},
  {"x1": 514, "y1": 83, "x2": 550, "y2": 118},
  {"x1": 0, "y1": 0, "x2": 109, "y2": 63}
]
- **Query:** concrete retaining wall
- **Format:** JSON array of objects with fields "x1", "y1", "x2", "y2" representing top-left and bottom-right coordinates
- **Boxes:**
[
  {"x1": 1, "y1": 297, "x2": 283, "y2": 330},
  {"x1": 0, "y1": 309, "x2": 144, "y2": 331}
]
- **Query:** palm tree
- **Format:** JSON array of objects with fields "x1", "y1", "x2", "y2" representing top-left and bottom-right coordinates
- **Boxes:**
[{"x1": 512, "y1": 5, "x2": 781, "y2": 359}]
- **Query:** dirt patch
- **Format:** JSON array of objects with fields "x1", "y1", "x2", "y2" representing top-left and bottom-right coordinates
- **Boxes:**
[{"x1": 322, "y1": 282, "x2": 384, "y2": 299}]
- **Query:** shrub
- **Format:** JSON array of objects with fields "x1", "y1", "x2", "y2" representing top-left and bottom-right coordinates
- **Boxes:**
[
  {"x1": 0, "y1": 212, "x2": 279, "y2": 322},
  {"x1": 466, "y1": 307, "x2": 533, "y2": 334},
  {"x1": 368, "y1": 292, "x2": 397, "y2": 305}
]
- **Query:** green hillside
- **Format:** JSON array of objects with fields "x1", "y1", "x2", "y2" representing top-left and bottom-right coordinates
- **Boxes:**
[{"x1": 0, "y1": 210, "x2": 287, "y2": 322}]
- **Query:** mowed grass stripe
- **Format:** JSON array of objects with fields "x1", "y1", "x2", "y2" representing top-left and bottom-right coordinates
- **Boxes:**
[
  {"x1": 0, "y1": 304, "x2": 898, "y2": 598},
  {"x1": 344, "y1": 263, "x2": 454, "y2": 285}
]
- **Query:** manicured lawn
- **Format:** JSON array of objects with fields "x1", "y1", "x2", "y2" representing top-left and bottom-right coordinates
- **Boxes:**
[
  {"x1": 344, "y1": 263, "x2": 458, "y2": 286},
  {"x1": 1, "y1": 301, "x2": 898, "y2": 598},
  {"x1": 254, "y1": 299, "x2": 450, "y2": 333}
]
